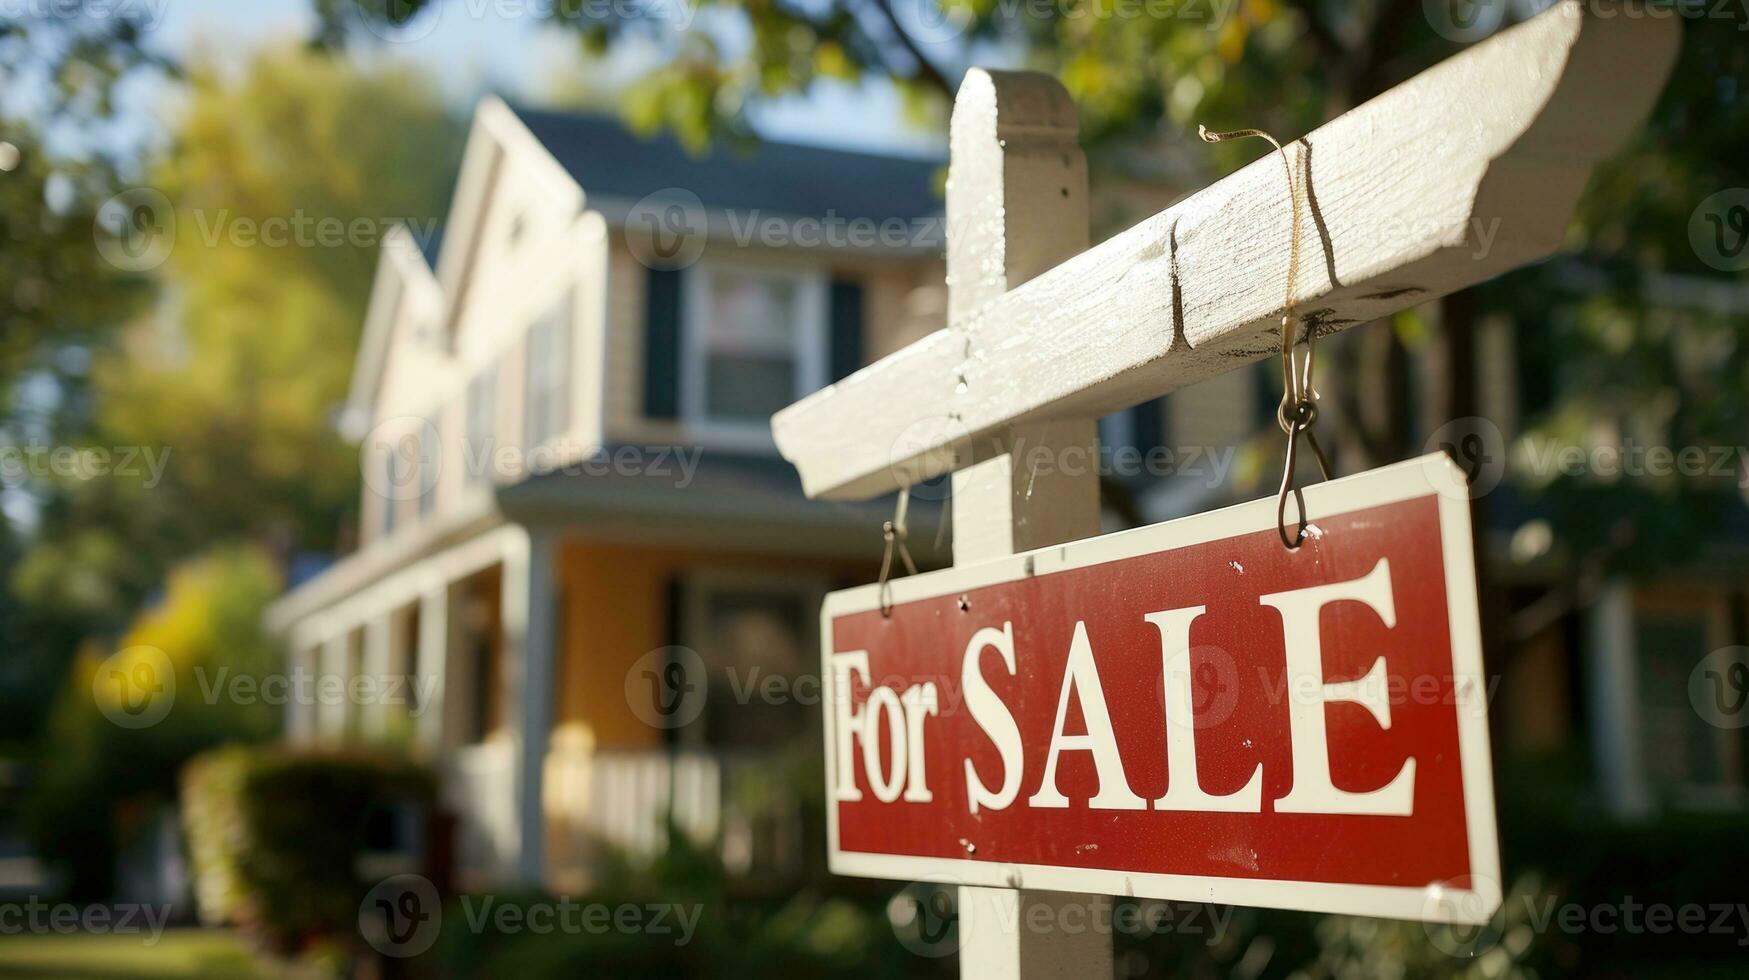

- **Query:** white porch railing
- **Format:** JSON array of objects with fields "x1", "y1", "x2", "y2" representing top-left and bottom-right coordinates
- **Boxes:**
[
  {"x1": 445, "y1": 740, "x2": 519, "y2": 886},
  {"x1": 545, "y1": 747, "x2": 806, "y2": 886}
]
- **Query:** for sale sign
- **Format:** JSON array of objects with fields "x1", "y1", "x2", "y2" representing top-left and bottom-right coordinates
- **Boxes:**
[{"x1": 821, "y1": 455, "x2": 1499, "y2": 923}]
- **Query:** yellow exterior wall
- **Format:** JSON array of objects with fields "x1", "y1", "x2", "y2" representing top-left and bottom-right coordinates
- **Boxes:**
[{"x1": 552, "y1": 537, "x2": 872, "y2": 749}]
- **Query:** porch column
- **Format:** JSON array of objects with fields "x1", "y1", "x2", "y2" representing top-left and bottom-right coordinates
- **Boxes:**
[
  {"x1": 1588, "y1": 579, "x2": 1651, "y2": 817},
  {"x1": 415, "y1": 583, "x2": 453, "y2": 753},
  {"x1": 318, "y1": 633, "x2": 350, "y2": 740},
  {"x1": 363, "y1": 614, "x2": 394, "y2": 740},
  {"x1": 502, "y1": 525, "x2": 557, "y2": 885},
  {"x1": 285, "y1": 640, "x2": 318, "y2": 743}
]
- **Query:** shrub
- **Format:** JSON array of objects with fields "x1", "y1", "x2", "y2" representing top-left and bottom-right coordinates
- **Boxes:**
[{"x1": 181, "y1": 743, "x2": 436, "y2": 955}]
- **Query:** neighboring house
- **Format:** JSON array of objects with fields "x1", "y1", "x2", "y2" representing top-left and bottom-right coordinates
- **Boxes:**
[{"x1": 264, "y1": 99, "x2": 954, "y2": 890}]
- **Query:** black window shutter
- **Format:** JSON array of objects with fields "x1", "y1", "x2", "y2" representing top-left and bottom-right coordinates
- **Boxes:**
[
  {"x1": 829, "y1": 279, "x2": 865, "y2": 382},
  {"x1": 644, "y1": 267, "x2": 683, "y2": 419},
  {"x1": 1130, "y1": 396, "x2": 1167, "y2": 455}
]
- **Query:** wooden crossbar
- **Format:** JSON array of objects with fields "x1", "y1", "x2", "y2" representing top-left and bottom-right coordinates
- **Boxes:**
[{"x1": 772, "y1": 0, "x2": 1678, "y2": 501}]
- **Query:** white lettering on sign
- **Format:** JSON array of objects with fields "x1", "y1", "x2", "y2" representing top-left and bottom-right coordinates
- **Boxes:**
[
  {"x1": 835, "y1": 560, "x2": 1419, "y2": 817},
  {"x1": 1028, "y1": 621, "x2": 1147, "y2": 811},
  {"x1": 830, "y1": 649, "x2": 940, "y2": 806},
  {"x1": 1263, "y1": 558, "x2": 1416, "y2": 816},
  {"x1": 1148, "y1": 605, "x2": 1264, "y2": 813},
  {"x1": 962, "y1": 623, "x2": 1024, "y2": 814}
]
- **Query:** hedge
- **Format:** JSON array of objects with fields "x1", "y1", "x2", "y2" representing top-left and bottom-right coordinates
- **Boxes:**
[{"x1": 181, "y1": 744, "x2": 436, "y2": 955}]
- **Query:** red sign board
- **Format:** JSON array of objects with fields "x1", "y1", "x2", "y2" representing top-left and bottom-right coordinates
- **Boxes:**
[{"x1": 821, "y1": 456, "x2": 1499, "y2": 923}]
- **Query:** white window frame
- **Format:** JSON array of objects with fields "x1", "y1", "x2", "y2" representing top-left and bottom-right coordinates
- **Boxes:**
[
  {"x1": 679, "y1": 259, "x2": 828, "y2": 449},
  {"x1": 677, "y1": 569, "x2": 829, "y2": 750},
  {"x1": 524, "y1": 286, "x2": 574, "y2": 453}
]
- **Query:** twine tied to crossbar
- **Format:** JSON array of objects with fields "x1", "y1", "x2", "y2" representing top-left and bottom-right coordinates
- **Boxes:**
[{"x1": 1198, "y1": 124, "x2": 1333, "y2": 550}]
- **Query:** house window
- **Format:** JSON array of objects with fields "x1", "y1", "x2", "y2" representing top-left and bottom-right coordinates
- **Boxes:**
[
  {"x1": 524, "y1": 292, "x2": 572, "y2": 451},
  {"x1": 466, "y1": 367, "x2": 497, "y2": 486},
  {"x1": 683, "y1": 264, "x2": 826, "y2": 432},
  {"x1": 681, "y1": 574, "x2": 821, "y2": 750}
]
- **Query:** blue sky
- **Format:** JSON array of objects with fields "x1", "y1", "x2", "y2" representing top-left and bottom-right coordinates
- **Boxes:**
[{"x1": 142, "y1": 0, "x2": 946, "y2": 158}]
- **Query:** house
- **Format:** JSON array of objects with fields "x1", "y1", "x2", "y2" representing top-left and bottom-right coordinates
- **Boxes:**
[{"x1": 264, "y1": 99, "x2": 956, "y2": 890}]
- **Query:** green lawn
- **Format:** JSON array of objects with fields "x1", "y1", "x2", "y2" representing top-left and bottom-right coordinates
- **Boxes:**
[{"x1": 0, "y1": 929, "x2": 296, "y2": 980}]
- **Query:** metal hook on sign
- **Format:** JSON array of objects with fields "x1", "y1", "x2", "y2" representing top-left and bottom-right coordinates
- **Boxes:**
[
  {"x1": 878, "y1": 489, "x2": 918, "y2": 618},
  {"x1": 1199, "y1": 123, "x2": 1334, "y2": 550}
]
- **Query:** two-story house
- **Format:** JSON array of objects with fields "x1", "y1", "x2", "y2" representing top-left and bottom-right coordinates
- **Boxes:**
[{"x1": 263, "y1": 99, "x2": 956, "y2": 890}]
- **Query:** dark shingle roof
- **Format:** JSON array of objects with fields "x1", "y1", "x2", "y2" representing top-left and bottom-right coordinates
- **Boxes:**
[{"x1": 507, "y1": 105, "x2": 944, "y2": 223}]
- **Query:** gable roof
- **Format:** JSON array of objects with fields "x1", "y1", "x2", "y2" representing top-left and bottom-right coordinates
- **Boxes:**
[{"x1": 507, "y1": 105, "x2": 944, "y2": 223}]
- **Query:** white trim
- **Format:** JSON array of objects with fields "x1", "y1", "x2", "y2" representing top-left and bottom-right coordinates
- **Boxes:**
[
  {"x1": 819, "y1": 455, "x2": 1501, "y2": 924},
  {"x1": 679, "y1": 258, "x2": 828, "y2": 450}
]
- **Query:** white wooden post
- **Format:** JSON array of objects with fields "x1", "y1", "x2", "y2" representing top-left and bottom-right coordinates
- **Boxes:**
[
  {"x1": 502, "y1": 525, "x2": 557, "y2": 885},
  {"x1": 947, "y1": 68, "x2": 1111, "y2": 980},
  {"x1": 362, "y1": 614, "x2": 393, "y2": 740},
  {"x1": 415, "y1": 583, "x2": 452, "y2": 752}
]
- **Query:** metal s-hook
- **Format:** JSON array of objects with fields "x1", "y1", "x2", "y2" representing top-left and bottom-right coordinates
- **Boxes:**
[
  {"x1": 878, "y1": 489, "x2": 918, "y2": 617},
  {"x1": 1199, "y1": 123, "x2": 1334, "y2": 550}
]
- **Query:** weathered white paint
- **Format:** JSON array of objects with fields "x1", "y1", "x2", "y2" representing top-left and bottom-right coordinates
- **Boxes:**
[
  {"x1": 943, "y1": 67, "x2": 1112, "y2": 980},
  {"x1": 772, "y1": 1, "x2": 1680, "y2": 501}
]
